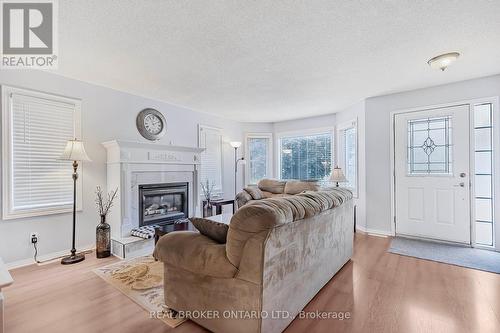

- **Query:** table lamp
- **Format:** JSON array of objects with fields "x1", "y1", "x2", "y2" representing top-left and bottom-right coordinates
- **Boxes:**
[{"x1": 329, "y1": 166, "x2": 347, "y2": 187}]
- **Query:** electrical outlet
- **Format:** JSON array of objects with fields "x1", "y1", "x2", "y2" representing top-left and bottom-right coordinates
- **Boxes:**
[{"x1": 30, "y1": 232, "x2": 38, "y2": 244}]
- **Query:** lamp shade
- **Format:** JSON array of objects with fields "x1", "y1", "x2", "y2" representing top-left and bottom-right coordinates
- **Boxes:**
[
  {"x1": 230, "y1": 141, "x2": 242, "y2": 148},
  {"x1": 329, "y1": 166, "x2": 347, "y2": 183},
  {"x1": 59, "y1": 139, "x2": 91, "y2": 161}
]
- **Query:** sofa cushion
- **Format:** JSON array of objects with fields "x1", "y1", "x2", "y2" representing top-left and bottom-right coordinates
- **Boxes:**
[
  {"x1": 298, "y1": 188, "x2": 352, "y2": 209},
  {"x1": 260, "y1": 190, "x2": 274, "y2": 198},
  {"x1": 260, "y1": 191, "x2": 290, "y2": 199},
  {"x1": 283, "y1": 180, "x2": 319, "y2": 194},
  {"x1": 244, "y1": 186, "x2": 264, "y2": 200},
  {"x1": 257, "y1": 179, "x2": 286, "y2": 194},
  {"x1": 191, "y1": 217, "x2": 229, "y2": 244}
]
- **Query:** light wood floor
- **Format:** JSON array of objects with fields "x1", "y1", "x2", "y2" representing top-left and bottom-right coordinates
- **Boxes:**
[{"x1": 4, "y1": 233, "x2": 500, "y2": 333}]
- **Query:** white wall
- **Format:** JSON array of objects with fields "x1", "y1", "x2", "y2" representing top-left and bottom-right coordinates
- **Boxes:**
[
  {"x1": 273, "y1": 113, "x2": 336, "y2": 134},
  {"x1": 0, "y1": 70, "x2": 244, "y2": 266},
  {"x1": 242, "y1": 122, "x2": 274, "y2": 134},
  {"x1": 365, "y1": 74, "x2": 500, "y2": 235}
]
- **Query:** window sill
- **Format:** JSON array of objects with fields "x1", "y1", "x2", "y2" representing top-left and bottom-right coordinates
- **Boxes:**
[{"x1": 2, "y1": 205, "x2": 81, "y2": 220}]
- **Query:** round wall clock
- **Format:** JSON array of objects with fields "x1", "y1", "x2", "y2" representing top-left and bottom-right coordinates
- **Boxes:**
[{"x1": 136, "y1": 108, "x2": 167, "y2": 141}]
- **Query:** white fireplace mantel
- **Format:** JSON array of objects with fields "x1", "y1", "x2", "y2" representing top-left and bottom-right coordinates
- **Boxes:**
[
  {"x1": 102, "y1": 140, "x2": 205, "y2": 244},
  {"x1": 102, "y1": 140, "x2": 205, "y2": 164}
]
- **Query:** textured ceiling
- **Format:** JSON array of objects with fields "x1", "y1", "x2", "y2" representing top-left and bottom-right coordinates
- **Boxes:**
[{"x1": 56, "y1": 0, "x2": 500, "y2": 122}]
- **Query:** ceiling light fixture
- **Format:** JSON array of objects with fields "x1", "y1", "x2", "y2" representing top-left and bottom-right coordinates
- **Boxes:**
[{"x1": 427, "y1": 52, "x2": 460, "y2": 71}]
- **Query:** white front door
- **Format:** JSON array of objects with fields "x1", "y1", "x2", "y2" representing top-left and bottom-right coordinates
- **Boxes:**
[{"x1": 394, "y1": 105, "x2": 471, "y2": 244}]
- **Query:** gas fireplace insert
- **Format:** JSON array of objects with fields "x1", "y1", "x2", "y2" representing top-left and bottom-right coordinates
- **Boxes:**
[{"x1": 138, "y1": 182, "x2": 188, "y2": 226}]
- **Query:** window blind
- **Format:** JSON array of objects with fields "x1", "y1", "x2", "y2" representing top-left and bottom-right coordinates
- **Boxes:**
[
  {"x1": 343, "y1": 127, "x2": 357, "y2": 195},
  {"x1": 280, "y1": 132, "x2": 332, "y2": 180},
  {"x1": 10, "y1": 93, "x2": 75, "y2": 211},
  {"x1": 198, "y1": 126, "x2": 223, "y2": 193},
  {"x1": 247, "y1": 137, "x2": 270, "y2": 184}
]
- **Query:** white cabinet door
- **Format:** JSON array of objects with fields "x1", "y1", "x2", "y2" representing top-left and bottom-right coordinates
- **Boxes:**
[{"x1": 395, "y1": 105, "x2": 471, "y2": 244}]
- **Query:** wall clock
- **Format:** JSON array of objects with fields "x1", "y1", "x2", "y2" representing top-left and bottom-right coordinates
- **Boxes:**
[{"x1": 136, "y1": 108, "x2": 167, "y2": 141}]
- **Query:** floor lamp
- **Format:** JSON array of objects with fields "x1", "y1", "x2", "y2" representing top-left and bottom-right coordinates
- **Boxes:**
[
  {"x1": 230, "y1": 141, "x2": 246, "y2": 197},
  {"x1": 59, "y1": 139, "x2": 91, "y2": 265}
]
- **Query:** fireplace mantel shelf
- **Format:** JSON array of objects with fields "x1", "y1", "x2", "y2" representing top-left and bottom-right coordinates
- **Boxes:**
[
  {"x1": 102, "y1": 140, "x2": 205, "y2": 153},
  {"x1": 102, "y1": 140, "x2": 205, "y2": 165}
]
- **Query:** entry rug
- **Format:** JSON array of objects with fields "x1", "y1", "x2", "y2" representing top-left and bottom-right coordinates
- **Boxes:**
[
  {"x1": 93, "y1": 255, "x2": 187, "y2": 327},
  {"x1": 389, "y1": 237, "x2": 500, "y2": 274}
]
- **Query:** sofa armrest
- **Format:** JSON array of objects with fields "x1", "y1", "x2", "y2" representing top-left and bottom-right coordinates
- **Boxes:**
[
  {"x1": 153, "y1": 231, "x2": 237, "y2": 278},
  {"x1": 235, "y1": 190, "x2": 252, "y2": 209}
]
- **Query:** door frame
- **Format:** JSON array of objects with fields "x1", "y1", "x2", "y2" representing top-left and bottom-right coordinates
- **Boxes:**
[{"x1": 389, "y1": 96, "x2": 500, "y2": 249}]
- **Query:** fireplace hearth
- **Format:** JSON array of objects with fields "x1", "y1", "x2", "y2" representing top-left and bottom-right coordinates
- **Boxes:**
[{"x1": 139, "y1": 182, "x2": 188, "y2": 226}]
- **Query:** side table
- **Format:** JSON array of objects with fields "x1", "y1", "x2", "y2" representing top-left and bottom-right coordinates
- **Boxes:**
[
  {"x1": 154, "y1": 221, "x2": 195, "y2": 245},
  {"x1": 202, "y1": 199, "x2": 235, "y2": 217}
]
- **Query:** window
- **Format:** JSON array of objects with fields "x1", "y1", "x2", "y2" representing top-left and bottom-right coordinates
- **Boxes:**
[
  {"x1": 245, "y1": 133, "x2": 272, "y2": 185},
  {"x1": 473, "y1": 103, "x2": 494, "y2": 246},
  {"x1": 337, "y1": 120, "x2": 358, "y2": 196},
  {"x1": 198, "y1": 125, "x2": 223, "y2": 195},
  {"x1": 2, "y1": 86, "x2": 81, "y2": 219},
  {"x1": 407, "y1": 116, "x2": 452, "y2": 175},
  {"x1": 279, "y1": 131, "x2": 333, "y2": 180}
]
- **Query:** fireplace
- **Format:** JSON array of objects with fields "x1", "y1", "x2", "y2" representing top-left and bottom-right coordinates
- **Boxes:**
[{"x1": 138, "y1": 182, "x2": 189, "y2": 226}]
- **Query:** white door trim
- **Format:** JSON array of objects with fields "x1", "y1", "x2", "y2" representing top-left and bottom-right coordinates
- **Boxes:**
[{"x1": 389, "y1": 97, "x2": 500, "y2": 250}]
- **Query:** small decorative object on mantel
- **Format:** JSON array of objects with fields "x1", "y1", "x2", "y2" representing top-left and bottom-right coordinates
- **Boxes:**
[
  {"x1": 136, "y1": 108, "x2": 167, "y2": 141},
  {"x1": 201, "y1": 179, "x2": 215, "y2": 217},
  {"x1": 95, "y1": 186, "x2": 118, "y2": 258}
]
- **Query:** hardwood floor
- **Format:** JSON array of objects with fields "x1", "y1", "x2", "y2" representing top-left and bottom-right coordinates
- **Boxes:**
[{"x1": 4, "y1": 233, "x2": 500, "y2": 333}]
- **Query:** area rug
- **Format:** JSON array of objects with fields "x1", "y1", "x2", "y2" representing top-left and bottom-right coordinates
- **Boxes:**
[
  {"x1": 389, "y1": 237, "x2": 500, "y2": 274},
  {"x1": 93, "y1": 255, "x2": 186, "y2": 327}
]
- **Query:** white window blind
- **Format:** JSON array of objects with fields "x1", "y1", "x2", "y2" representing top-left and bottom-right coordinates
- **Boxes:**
[
  {"x1": 2, "y1": 86, "x2": 80, "y2": 219},
  {"x1": 343, "y1": 127, "x2": 357, "y2": 195},
  {"x1": 279, "y1": 132, "x2": 333, "y2": 180},
  {"x1": 246, "y1": 134, "x2": 272, "y2": 185},
  {"x1": 338, "y1": 120, "x2": 358, "y2": 197},
  {"x1": 198, "y1": 125, "x2": 223, "y2": 194}
]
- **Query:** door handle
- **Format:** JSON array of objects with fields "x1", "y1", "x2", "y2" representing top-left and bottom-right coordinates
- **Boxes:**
[{"x1": 453, "y1": 182, "x2": 465, "y2": 187}]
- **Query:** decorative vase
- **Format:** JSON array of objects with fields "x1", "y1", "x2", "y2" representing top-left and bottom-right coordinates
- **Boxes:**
[
  {"x1": 203, "y1": 199, "x2": 214, "y2": 217},
  {"x1": 96, "y1": 214, "x2": 111, "y2": 258}
]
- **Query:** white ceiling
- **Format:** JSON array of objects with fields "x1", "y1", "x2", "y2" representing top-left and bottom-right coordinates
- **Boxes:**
[{"x1": 57, "y1": 0, "x2": 500, "y2": 122}]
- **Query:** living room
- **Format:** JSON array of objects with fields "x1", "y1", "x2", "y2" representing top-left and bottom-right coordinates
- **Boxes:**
[{"x1": 0, "y1": 1, "x2": 499, "y2": 333}]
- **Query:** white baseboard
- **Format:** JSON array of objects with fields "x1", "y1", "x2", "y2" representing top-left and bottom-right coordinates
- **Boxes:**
[
  {"x1": 6, "y1": 244, "x2": 95, "y2": 270},
  {"x1": 356, "y1": 225, "x2": 393, "y2": 237}
]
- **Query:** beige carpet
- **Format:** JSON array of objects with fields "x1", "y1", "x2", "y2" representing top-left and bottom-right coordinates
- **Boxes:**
[{"x1": 93, "y1": 255, "x2": 186, "y2": 328}]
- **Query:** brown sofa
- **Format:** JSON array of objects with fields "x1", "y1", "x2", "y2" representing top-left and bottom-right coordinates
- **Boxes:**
[
  {"x1": 154, "y1": 188, "x2": 354, "y2": 333},
  {"x1": 235, "y1": 178, "x2": 320, "y2": 209}
]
